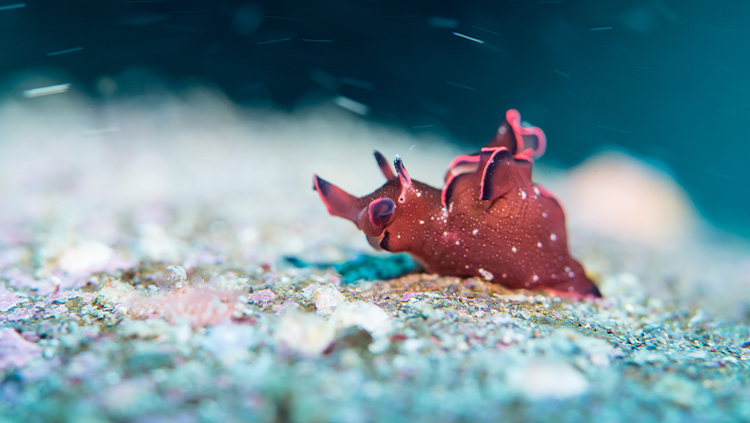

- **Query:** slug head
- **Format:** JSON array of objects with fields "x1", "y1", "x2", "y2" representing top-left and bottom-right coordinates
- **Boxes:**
[{"x1": 314, "y1": 152, "x2": 435, "y2": 251}]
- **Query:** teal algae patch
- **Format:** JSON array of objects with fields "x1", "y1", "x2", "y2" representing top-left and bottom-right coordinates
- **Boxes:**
[{"x1": 334, "y1": 254, "x2": 418, "y2": 284}]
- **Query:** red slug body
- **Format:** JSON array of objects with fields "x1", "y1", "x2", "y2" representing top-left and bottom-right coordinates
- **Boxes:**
[{"x1": 314, "y1": 109, "x2": 600, "y2": 297}]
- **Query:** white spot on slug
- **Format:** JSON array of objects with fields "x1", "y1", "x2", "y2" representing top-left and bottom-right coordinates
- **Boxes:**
[
  {"x1": 537, "y1": 242, "x2": 542, "y2": 248},
  {"x1": 532, "y1": 275, "x2": 539, "y2": 282},
  {"x1": 511, "y1": 247, "x2": 517, "y2": 253},
  {"x1": 534, "y1": 187, "x2": 540, "y2": 195},
  {"x1": 520, "y1": 190, "x2": 527, "y2": 200},
  {"x1": 479, "y1": 268, "x2": 494, "y2": 281},
  {"x1": 419, "y1": 220, "x2": 424, "y2": 225},
  {"x1": 550, "y1": 233, "x2": 557, "y2": 241},
  {"x1": 472, "y1": 229, "x2": 479, "y2": 235}
]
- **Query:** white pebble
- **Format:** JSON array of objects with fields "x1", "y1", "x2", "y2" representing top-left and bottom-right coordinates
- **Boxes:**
[
  {"x1": 329, "y1": 301, "x2": 391, "y2": 336},
  {"x1": 275, "y1": 309, "x2": 335, "y2": 356},
  {"x1": 309, "y1": 284, "x2": 346, "y2": 311},
  {"x1": 58, "y1": 240, "x2": 113, "y2": 275},
  {"x1": 507, "y1": 361, "x2": 589, "y2": 399}
]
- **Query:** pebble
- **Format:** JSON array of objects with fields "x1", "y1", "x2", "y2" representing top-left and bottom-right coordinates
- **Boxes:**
[
  {"x1": 654, "y1": 374, "x2": 702, "y2": 407},
  {"x1": 507, "y1": 361, "x2": 590, "y2": 400},
  {"x1": 249, "y1": 289, "x2": 276, "y2": 304},
  {"x1": 0, "y1": 328, "x2": 42, "y2": 370},
  {"x1": 201, "y1": 323, "x2": 257, "y2": 365},
  {"x1": 401, "y1": 291, "x2": 421, "y2": 302},
  {"x1": 0, "y1": 286, "x2": 24, "y2": 312},
  {"x1": 309, "y1": 284, "x2": 346, "y2": 310},
  {"x1": 275, "y1": 309, "x2": 335, "y2": 356},
  {"x1": 57, "y1": 240, "x2": 113, "y2": 275},
  {"x1": 329, "y1": 301, "x2": 391, "y2": 336}
]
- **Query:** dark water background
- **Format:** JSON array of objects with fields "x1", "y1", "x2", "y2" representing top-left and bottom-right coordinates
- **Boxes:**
[{"x1": 1, "y1": 0, "x2": 748, "y2": 235}]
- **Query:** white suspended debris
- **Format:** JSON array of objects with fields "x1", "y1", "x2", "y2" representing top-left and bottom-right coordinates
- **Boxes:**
[
  {"x1": 263, "y1": 15, "x2": 296, "y2": 20},
  {"x1": 590, "y1": 26, "x2": 613, "y2": 31},
  {"x1": 47, "y1": 47, "x2": 84, "y2": 56},
  {"x1": 452, "y1": 32, "x2": 484, "y2": 44},
  {"x1": 479, "y1": 268, "x2": 494, "y2": 281},
  {"x1": 471, "y1": 25, "x2": 500, "y2": 35},
  {"x1": 334, "y1": 96, "x2": 369, "y2": 116},
  {"x1": 257, "y1": 38, "x2": 291, "y2": 45},
  {"x1": 23, "y1": 83, "x2": 71, "y2": 98},
  {"x1": 445, "y1": 81, "x2": 475, "y2": 91},
  {"x1": 0, "y1": 3, "x2": 24, "y2": 11}
]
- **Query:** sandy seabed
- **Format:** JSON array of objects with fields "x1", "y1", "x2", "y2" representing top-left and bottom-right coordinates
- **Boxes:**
[{"x1": 1, "y1": 87, "x2": 750, "y2": 423}]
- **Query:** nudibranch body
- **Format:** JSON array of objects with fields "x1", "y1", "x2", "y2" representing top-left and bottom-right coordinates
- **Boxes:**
[{"x1": 314, "y1": 109, "x2": 600, "y2": 297}]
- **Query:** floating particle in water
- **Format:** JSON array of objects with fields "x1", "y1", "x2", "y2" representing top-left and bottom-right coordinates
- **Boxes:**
[
  {"x1": 445, "y1": 81, "x2": 475, "y2": 91},
  {"x1": 23, "y1": 83, "x2": 71, "y2": 98},
  {"x1": 0, "y1": 3, "x2": 24, "y2": 11},
  {"x1": 334, "y1": 96, "x2": 369, "y2": 116},
  {"x1": 257, "y1": 38, "x2": 291, "y2": 45},
  {"x1": 263, "y1": 14, "x2": 296, "y2": 20},
  {"x1": 471, "y1": 25, "x2": 500, "y2": 35},
  {"x1": 452, "y1": 32, "x2": 484, "y2": 44},
  {"x1": 46, "y1": 47, "x2": 84, "y2": 56}
]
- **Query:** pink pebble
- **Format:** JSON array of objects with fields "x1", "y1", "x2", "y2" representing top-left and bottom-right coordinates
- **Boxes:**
[
  {"x1": 0, "y1": 328, "x2": 42, "y2": 370},
  {"x1": 249, "y1": 289, "x2": 276, "y2": 304},
  {"x1": 0, "y1": 286, "x2": 25, "y2": 312},
  {"x1": 401, "y1": 292, "x2": 421, "y2": 302}
]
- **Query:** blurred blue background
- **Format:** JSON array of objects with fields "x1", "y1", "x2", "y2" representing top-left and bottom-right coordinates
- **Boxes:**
[{"x1": 0, "y1": 0, "x2": 747, "y2": 234}]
